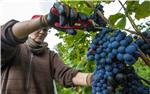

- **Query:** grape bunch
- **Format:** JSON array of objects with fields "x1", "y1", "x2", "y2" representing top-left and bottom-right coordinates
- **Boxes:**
[
  {"x1": 86, "y1": 28, "x2": 150, "y2": 94},
  {"x1": 87, "y1": 28, "x2": 138, "y2": 65}
]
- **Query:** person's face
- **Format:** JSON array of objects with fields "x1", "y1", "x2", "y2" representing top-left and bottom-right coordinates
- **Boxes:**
[{"x1": 30, "y1": 28, "x2": 48, "y2": 44}]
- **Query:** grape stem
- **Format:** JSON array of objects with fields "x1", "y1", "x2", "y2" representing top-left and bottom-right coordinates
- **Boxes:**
[
  {"x1": 136, "y1": 49, "x2": 150, "y2": 68},
  {"x1": 140, "y1": 77, "x2": 150, "y2": 85},
  {"x1": 123, "y1": 29, "x2": 139, "y2": 35}
]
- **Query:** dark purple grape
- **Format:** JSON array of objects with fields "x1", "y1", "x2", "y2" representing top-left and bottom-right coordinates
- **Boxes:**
[
  {"x1": 125, "y1": 36, "x2": 133, "y2": 44},
  {"x1": 108, "y1": 43, "x2": 113, "y2": 49},
  {"x1": 108, "y1": 52, "x2": 115, "y2": 59},
  {"x1": 90, "y1": 44, "x2": 96, "y2": 49},
  {"x1": 86, "y1": 51, "x2": 91, "y2": 56},
  {"x1": 135, "y1": 38, "x2": 145, "y2": 46},
  {"x1": 123, "y1": 54, "x2": 134, "y2": 61},
  {"x1": 92, "y1": 38, "x2": 98, "y2": 44},
  {"x1": 123, "y1": 54, "x2": 136, "y2": 65},
  {"x1": 120, "y1": 40, "x2": 128, "y2": 47},
  {"x1": 106, "y1": 48, "x2": 111, "y2": 53},
  {"x1": 117, "y1": 53, "x2": 124, "y2": 61},
  {"x1": 105, "y1": 58, "x2": 112, "y2": 64},
  {"x1": 95, "y1": 54, "x2": 100, "y2": 60},
  {"x1": 112, "y1": 49, "x2": 118, "y2": 55},
  {"x1": 125, "y1": 45, "x2": 137, "y2": 54},
  {"x1": 100, "y1": 52, "x2": 107, "y2": 58},
  {"x1": 88, "y1": 55, "x2": 95, "y2": 61},
  {"x1": 111, "y1": 41, "x2": 120, "y2": 49},
  {"x1": 112, "y1": 68, "x2": 119, "y2": 74},
  {"x1": 115, "y1": 34, "x2": 125, "y2": 41},
  {"x1": 110, "y1": 37, "x2": 115, "y2": 42},
  {"x1": 105, "y1": 65, "x2": 112, "y2": 72},
  {"x1": 96, "y1": 47, "x2": 102, "y2": 54},
  {"x1": 113, "y1": 30, "x2": 121, "y2": 37},
  {"x1": 99, "y1": 58, "x2": 105, "y2": 64},
  {"x1": 118, "y1": 46, "x2": 125, "y2": 53}
]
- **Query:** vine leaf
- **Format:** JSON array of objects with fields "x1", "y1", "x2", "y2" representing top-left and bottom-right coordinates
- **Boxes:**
[
  {"x1": 109, "y1": 13, "x2": 126, "y2": 29},
  {"x1": 116, "y1": 15, "x2": 126, "y2": 29},
  {"x1": 135, "y1": 1, "x2": 150, "y2": 20},
  {"x1": 126, "y1": 1, "x2": 139, "y2": 14},
  {"x1": 126, "y1": 1, "x2": 150, "y2": 20}
]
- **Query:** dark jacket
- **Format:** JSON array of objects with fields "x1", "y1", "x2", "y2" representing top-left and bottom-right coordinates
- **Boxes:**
[{"x1": 1, "y1": 20, "x2": 79, "y2": 94}]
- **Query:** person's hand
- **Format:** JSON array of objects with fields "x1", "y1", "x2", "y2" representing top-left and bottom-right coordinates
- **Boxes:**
[
  {"x1": 86, "y1": 73, "x2": 92, "y2": 86},
  {"x1": 50, "y1": 2, "x2": 78, "y2": 25},
  {"x1": 43, "y1": 2, "x2": 89, "y2": 35},
  {"x1": 32, "y1": 2, "x2": 90, "y2": 34},
  {"x1": 47, "y1": 2, "x2": 78, "y2": 34}
]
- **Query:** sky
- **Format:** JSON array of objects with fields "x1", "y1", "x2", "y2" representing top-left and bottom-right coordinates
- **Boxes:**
[
  {"x1": 0, "y1": 0, "x2": 62, "y2": 50},
  {"x1": 0, "y1": 0, "x2": 145, "y2": 50}
]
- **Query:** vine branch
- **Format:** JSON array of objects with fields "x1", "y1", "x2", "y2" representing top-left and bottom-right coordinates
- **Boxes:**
[
  {"x1": 136, "y1": 49, "x2": 150, "y2": 68},
  {"x1": 123, "y1": 29, "x2": 139, "y2": 35}
]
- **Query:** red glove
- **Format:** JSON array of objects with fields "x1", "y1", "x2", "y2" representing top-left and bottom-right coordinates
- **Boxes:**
[
  {"x1": 33, "y1": 2, "x2": 91, "y2": 35},
  {"x1": 50, "y1": 2, "x2": 94, "y2": 34}
]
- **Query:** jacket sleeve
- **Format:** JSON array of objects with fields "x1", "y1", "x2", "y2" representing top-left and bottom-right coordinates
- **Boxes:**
[
  {"x1": 49, "y1": 51, "x2": 80, "y2": 87},
  {"x1": 1, "y1": 20, "x2": 27, "y2": 68}
]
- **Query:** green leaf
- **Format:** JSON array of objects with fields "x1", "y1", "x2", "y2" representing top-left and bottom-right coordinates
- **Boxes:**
[
  {"x1": 116, "y1": 15, "x2": 126, "y2": 29},
  {"x1": 109, "y1": 13, "x2": 126, "y2": 29},
  {"x1": 126, "y1": 1, "x2": 139, "y2": 14},
  {"x1": 100, "y1": 0, "x2": 113, "y2": 4},
  {"x1": 126, "y1": 1, "x2": 150, "y2": 20},
  {"x1": 135, "y1": 1, "x2": 150, "y2": 20}
]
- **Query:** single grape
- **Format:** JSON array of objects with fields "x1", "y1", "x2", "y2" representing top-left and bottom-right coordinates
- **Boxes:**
[
  {"x1": 117, "y1": 53, "x2": 124, "y2": 61},
  {"x1": 88, "y1": 55, "x2": 95, "y2": 61},
  {"x1": 125, "y1": 45, "x2": 137, "y2": 54},
  {"x1": 125, "y1": 36, "x2": 133, "y2": 44},
  {"x1": 111, "y1": 41, "x2": 120, "y2": 49},
  {"x1": 120, "y1": 40, "x2": 128, "y2": 47},
  {"x1": 118, "y1": 46, "x2": 125, "y2": 53}
]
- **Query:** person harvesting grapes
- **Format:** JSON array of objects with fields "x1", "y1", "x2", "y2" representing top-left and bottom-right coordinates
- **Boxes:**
[{"x1": 1, "y1": 2, "x2": 92, "y2": 94}]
